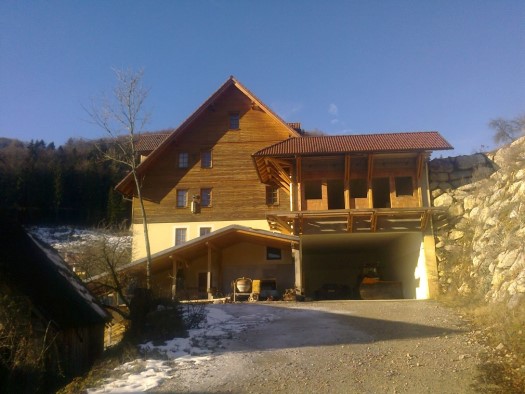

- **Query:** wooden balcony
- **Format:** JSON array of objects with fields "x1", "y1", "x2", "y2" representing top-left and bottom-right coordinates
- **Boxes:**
[{"x1": 267, "y1": 208, "x2": 438, "y2": 235}]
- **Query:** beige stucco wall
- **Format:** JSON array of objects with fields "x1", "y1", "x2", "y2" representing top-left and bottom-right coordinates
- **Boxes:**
[{"x1": 131, "y1": 219, "x2": 271, "y2": 260}]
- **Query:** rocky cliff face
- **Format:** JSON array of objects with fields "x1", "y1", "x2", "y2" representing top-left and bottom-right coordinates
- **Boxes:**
[{"x1": 429, "y1": 137, "x2": 525, "y2": 309}]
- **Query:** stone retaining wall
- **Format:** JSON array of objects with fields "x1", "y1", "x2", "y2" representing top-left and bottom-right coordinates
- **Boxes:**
[{"x1": 429, "y1": 137, "x2": 525, "y2": 309}]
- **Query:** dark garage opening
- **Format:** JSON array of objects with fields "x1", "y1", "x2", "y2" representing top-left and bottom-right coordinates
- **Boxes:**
[{"x1": 301, "y1": 232, "x2": 423, "y2": 300}]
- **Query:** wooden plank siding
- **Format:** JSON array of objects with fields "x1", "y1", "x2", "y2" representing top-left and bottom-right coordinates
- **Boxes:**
[{"x1": 133, "y1": 85, "x2": 293, "y2": 224}]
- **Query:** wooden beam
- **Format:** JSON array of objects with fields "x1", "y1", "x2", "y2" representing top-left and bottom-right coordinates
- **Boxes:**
[
  {"x1": 416, "y1": 153, "x2": 424, "y2": 181},
  {"x1": 344, "y1": 155, "x2": 351, "y2": 209},
  {"x1": 370, "y1": 211, "x2": 378, "y2": 232},
  {"x1": 420, "y1": 210, "x2": 430, "y2": 231},
  {"x1": 367, "y1": 154, "x2": 374, "y2": 208},
  {"x1": 346, "y1": 213, "x2": 353, "y2": 233},
  {"x1": 296, "y1": 156, "x2": 303, "y2": 211},
  {"x1": 367, "y1": 154, "x2": 374, "y2": 184},
  {"x1": 207, "y1": 243, "x2": 212, "y2": 300},
  {"x1": 171, "y1": 259, "x2": 177, "y2": 300},
  {"x1": 267, "y1": 214, "x2": 293, "y2": 233}
]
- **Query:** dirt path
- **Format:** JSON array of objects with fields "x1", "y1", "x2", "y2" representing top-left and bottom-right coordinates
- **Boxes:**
[{"x1": 152, "y1": 300, "x2": 491, "y2": 394}]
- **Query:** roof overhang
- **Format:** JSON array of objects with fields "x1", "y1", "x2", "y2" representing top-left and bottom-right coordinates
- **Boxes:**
[{"x1": 92, "y1": 225, "x2": 299, "y2": 280}]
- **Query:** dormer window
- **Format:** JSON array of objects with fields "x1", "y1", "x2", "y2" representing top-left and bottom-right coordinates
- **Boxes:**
[{"x1": 229, "y1": 112, "x2": 240, "y2": 129}]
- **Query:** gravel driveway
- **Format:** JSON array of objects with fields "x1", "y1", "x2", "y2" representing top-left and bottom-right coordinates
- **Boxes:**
[{"x1": 153, "y1": 300, "x2": 489, "y2": 394}]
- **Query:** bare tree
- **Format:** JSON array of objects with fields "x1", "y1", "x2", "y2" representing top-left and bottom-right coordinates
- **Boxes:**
[
  {"x1": 75, "y1": 229, "x2": 133, "y2": 319},
  {"x1": 489, "y1": 114, "x2": 525, "y2": 145},
  {"x1": 86, "y1": 69, "x2": 153, "y2": 290}
]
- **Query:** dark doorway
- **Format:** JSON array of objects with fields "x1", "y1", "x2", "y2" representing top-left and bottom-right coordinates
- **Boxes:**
[
  {"x1": 372, "y1": 178, "x2": 391, "y2": 208},
  {"x1": 327, "y1": 179, "x2": 345, "y2": 209}
]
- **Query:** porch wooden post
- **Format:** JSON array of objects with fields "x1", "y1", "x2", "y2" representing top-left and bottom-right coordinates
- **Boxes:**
[
  {"x1": 296, "y1": 156, "x2": 303, "y2": 211},
  {"x1": 344, "y1": 154, "x2": 351, "y2": 209},
  {"x1": 171, "y1": 259, "x2": 177, "y2": 300},
  {"x1": 207, "y1": 243, "x2": 212, "y2": 300},
  {"x1": 293, "y1": 244, "x2": 303, "y2": 294}
]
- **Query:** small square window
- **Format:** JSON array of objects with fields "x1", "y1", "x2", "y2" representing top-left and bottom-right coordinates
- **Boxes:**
[
  {"x1": 175, "y1": 228, "x2": 187, "y2": 246},
  {"x1": 266, "y1": 186, "x2": 279, "y2": 205},
  {"x1": 201, "y1": 150, "x2": 212, "y2": 168},
  {"x1": 176, "y1": 189, "x2": 188, "y2": 208},
  {"x1": 266, "y1": 247, "x2": 282, "y2": 260},
  {"x1": 200, "y1": 227, "x2": 211, "y2": 237},
  {"x1": 178, "y1": 152, "x2": 189, "y2": 168},
  {"x1": 200, "y1": 188, "x2": 212, "y2": 207},
  {"x1": 229, "y1": 112, "x2": 240, "y2": 129}
]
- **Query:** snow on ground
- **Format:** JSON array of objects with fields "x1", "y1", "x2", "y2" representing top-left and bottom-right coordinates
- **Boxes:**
[
  {"x1": 28, "y1": 226, "x2": 131, "y2": 255},
  {"x1": 87, "y1": 304, "x2": 277, "y2": 393}
]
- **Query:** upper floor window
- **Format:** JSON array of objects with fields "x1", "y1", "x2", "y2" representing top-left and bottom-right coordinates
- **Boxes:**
[
  {"x1": 395, "y1": 176, "x2": 414, "y2": 196},
  {"x1": 200, "y1": 188, "x2": 212, "y2": 207},
  {"x1": 200, "y1": 227, "x2": 212, "y2": 237},
  {"x1": 178, "y1": 152, "x2": 189, "y2": 168},
  {"x1": 229, "y1": 112, "x2": 240, "y2": 129},
  {"x1": 175, "y1": 228, "x2": 187, "y2": 246},
  {"x1": 266, "y1": 186, "x2": 279, "y2": 205},
  {"x1": 176, "y1": 189, "x2": 188, "y2": 208},
  {"x1": 201, "y1": 150, "x2": 212, "y2": 168}
]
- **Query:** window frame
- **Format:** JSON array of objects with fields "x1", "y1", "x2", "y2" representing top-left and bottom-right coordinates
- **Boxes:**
[
  {"x1": 178, "y1": 152, "x2": 189, "y2": 168},
  {"x1": 176, "y1": 189, "x2": 188, "y2": 208},
  {"x1": 266, "y1": 186, "x2": 279, "y2": 206},
  {"x1": 229, "y1": 112, "x2": 240, "y2": 130},
  {"x1": 200, "y1": 188, "x2": 212, "y2": 207},
  {"x1": 200, "y1": 150, "x2": 213, "y2": 168},
  {"x1": 174, "y1": 227, "x2": 187, "y2": 246},
  {"x1": 199, "y1": 227, "x2": 212, "y2": 237},
  {"x1": 266, "y1": 246, "x2": 282, "y2": 261}
]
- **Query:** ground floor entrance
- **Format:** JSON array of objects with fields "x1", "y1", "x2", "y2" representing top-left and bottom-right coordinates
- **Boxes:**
[{"x1": 300, "y1": 232, "x2": 431, "y2": 300}]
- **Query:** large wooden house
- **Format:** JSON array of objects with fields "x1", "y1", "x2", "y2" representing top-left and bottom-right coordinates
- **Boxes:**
[{"x1": 115, "y1": 77, "x2": 452, "y2": 300}]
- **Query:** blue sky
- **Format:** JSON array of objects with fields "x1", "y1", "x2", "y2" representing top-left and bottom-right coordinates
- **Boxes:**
[{"x1": 1, "y1": 1, "x2": 523, "y2": 155}]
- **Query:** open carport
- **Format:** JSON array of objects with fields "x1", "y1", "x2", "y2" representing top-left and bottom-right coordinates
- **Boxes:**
[{"x1": 300, "y1": 232, "x2": 427, "y2": 300}]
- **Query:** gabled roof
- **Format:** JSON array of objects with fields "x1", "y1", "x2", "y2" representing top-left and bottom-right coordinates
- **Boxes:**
[
  {"x1": 116, "y1": 76, "x2": 302, "y2": 197},
  {"x1": 253, "y1": 131, "x2": 453, "y2": 157}
]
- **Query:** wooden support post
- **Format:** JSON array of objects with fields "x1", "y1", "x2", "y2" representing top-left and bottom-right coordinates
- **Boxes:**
[
  {"x1": 344, "y1": 155, "x2": 351, "y2": 209},
  {"x1": 296, "y1": 156, "x2": 303, "y2": 211},
  {"x1": 171, "y1": 258, "x2": 177, "y2": 300},
  {"x1": 367, "y1": 154, "x2": 374, "y2": 208},
  {"x1": 207, "y1": 243, "x2": 212, "y2": 300}
]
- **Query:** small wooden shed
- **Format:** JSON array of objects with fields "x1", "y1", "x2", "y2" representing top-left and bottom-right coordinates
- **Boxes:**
[{"x1": 0, "y1": 222, "x2": 110, "y2": 391}]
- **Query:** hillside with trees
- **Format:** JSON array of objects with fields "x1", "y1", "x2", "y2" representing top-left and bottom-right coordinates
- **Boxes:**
[{"x1": 0, "y1": 137, "x2": 130, "y2": 226}]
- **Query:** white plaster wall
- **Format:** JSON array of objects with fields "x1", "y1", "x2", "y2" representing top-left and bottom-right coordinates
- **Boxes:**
[{"x1": 131, "y1": 219, "x2": 270, "y2": 260}]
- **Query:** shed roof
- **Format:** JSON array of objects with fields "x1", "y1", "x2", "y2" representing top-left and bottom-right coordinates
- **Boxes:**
[
  {"x1": 0, "y1": 223, "x2": 110, "y2": 327},
  {"x1": 253, "y1": 131, "x2": 453, "y2": 157}
]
